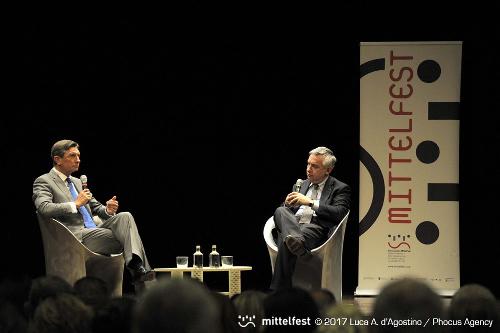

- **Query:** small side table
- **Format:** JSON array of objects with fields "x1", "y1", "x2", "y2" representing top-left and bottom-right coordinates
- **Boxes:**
[{"x1": 154, "y1": 266, "x2": 252, "y2": 297}]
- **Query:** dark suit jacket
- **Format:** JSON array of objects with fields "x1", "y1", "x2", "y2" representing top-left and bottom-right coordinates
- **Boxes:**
[
  {"x1": 33, "y1": 169, "x2": 110, "y2": 241},
  {"x1": 292, "y1": 176, "x2": 351, "y2": 230}
]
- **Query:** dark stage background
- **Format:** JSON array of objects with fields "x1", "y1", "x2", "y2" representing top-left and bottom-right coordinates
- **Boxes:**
[{"x1": 2, "y1": 11, "x2": 499, "y2": 297}]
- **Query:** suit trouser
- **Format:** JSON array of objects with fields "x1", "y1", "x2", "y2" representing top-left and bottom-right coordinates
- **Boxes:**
[
  {"x1": 270, "y1": 206, "x2": 328, "y2": 290},
  {"x1": 81, "y1": 212, "x2": 150, "y2": 270}
]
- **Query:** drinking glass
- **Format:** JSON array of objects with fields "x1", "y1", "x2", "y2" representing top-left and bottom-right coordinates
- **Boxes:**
[
  {"x1": 176, "y1": 256, "x2": 188, "y2": 268},
  {"x1": 221, "y1": 256, "x2": 233, "y2": 267}
]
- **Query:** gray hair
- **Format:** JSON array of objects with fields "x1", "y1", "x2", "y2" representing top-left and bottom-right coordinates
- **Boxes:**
[
  {"x1": 309, "y1": 146, "x2": 336, "y2": 168},
  {"x1": 51, "y1": 139, "x2": 79, "y2": 165}
]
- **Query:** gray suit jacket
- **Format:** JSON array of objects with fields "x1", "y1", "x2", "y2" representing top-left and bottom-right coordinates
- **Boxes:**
[{"x1": 33, "y1": 169, "x2": 110, "y2": 241}]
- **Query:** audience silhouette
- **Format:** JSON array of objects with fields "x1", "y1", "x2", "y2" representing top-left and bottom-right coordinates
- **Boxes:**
[
  {"x1": 133, "y1": 278, "x2": 221, "y2": 333},
  {"x1": 2, "y1": 273, "x2": 498, "y2": 333},
  {"x1": 29, "y1": 293, "x2": 93, "y2": 333},
  {"x1": 310, "y1": 288, "x2": 337, "y2": 317},
  {"x1": 74, "y1": 276, "x2": 112, "y2": 312},
  {"x1": 232, "y1": 290, "x2": 267, "y2": 333},
  {"x1": 264, "y1": 287, "x2": 320, "y2": 333},
  {"x1": 447, "y1": 283, "x2": 500, "y2": 333},
  {"x1": 93, "y1": 295, "x2": 137, "y2": 333},
  {"x1": 370, "y1": 278, "x2": 444, "y2": 333},
  {"x1": 25, "y1": 275, "x2": 74, "y2": 320}
]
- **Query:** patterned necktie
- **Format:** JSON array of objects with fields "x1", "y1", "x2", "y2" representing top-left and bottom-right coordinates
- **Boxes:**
[
  {"x1": 66, "y1": 177, "x2": 96, "y2": 228},
  {"x1": 298, "y1": 184, "x2": 319, "y2": 224}
]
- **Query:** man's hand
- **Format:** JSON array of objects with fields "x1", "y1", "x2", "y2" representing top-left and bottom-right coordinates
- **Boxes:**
[
  {"x1": 106, "y1": 196, "x2": 119, "y2": 215},
  {"x1": 285, "y1": 192, "x2": 312, "y2": 207},
  {"x1": 75, "y1": 189, "x2": 92, "y2": 208}
]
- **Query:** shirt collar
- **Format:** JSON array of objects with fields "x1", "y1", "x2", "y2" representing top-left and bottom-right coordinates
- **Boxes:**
[
  {"x1": 52, "y1": 167, "x2": 70, "y2": 182},
  {"x1": 311, "y1": 177, "x2": 328, "y2": 189}
]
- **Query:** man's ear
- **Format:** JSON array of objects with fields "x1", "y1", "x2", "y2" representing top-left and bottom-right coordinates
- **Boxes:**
[{"x1": 53, "y1": 156, "x2": 61, "y2": 165}]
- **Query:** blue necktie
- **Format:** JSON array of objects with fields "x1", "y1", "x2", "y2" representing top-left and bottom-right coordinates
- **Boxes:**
[{"x1": 66, "y1": 177, "x2": 96, "y2": 228}]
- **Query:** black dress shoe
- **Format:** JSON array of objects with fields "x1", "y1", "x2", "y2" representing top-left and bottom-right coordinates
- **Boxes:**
[
  {"x1": 130, "y1": 266, "x2": 156, "y2": 283},
  {"x1": 284, "y1": 235, "x2": 308, "y2": 256}
]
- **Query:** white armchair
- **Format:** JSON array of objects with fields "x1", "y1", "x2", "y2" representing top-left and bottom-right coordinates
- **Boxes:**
[
  {"x1": 263, "y1": 211, "x2": 349, "y2": 301},
  {"x1": 37, "y1": 212, "x2": 125, "y2": 296}
]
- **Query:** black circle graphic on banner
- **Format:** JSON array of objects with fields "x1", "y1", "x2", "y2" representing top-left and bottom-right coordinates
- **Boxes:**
[
  {"x1": 416, "y1": 221, "x2": 439, "y2": 244},
  {"x1": 416, "y1": 140, "x2": 440, "y2": 164},
  {"x1": 418, "y1": 60, "x2": 441, "y2": 83},
  {"x1": 359, "y1": 146, "x2": 385, "y2": 235},
  {"x1": 359, "y1": 59, "x2": 387, "y2": 236}
]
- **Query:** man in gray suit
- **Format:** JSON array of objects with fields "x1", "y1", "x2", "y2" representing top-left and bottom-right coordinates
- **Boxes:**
[
  {"x1": 270, "y1": 147, "x2": 351, "y2": 290},
  {"x1": 33, "y1": 139, "x2": 154, "y2": 284}
]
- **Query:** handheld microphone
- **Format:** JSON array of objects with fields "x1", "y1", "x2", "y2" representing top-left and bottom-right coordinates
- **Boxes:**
[
  {"x1": 294, "y1": 179, "x2": 303, "y2": 192},
  {"x1": 80, "y1": 175, "x2": 88, "y2": 190}
]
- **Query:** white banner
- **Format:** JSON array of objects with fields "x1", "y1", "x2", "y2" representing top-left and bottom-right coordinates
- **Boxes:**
[{"x1": 357, "y1": 42, "x2": 462, "y2": 296}]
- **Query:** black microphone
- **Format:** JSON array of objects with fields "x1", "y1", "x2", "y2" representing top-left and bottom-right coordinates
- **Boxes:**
[
  {"x1": 80, "y1": 175, "x2": 88, "y2": 190},
  {"x1": 294, "y1": 179, "x2": 303, "y2": 192}
]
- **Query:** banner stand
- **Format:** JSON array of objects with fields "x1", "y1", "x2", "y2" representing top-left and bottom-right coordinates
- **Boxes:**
[{"x1": 357, "y1": 42, "x2": 462, "y2": 297}]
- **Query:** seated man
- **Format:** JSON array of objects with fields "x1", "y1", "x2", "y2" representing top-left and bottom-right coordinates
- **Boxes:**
[
  {"x1": 270, "y1": 146, "x2": 351, "y2": 290},
  {"x1": 33, "y1": 139, "x2": 154, "y2": 285}
]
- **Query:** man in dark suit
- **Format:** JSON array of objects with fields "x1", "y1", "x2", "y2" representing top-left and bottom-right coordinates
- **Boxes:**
[
  {"x1": 270, "y1": 146, "x2": 351, "y2": 290},
  {"x1": 33, "y1": 139, "x2": 154, "y2": 284}
]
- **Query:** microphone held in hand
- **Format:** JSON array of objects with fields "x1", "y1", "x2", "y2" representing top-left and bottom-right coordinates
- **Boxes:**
[
  {"x1": 80, "y1": 175, "x2": 88, "y2": 190},
  {"x1": 294, "y1": 179, "x2": 303, "y2": 192}
]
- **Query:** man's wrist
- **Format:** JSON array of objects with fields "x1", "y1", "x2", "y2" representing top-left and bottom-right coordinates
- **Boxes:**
[{"x1": 69, "y1": 202, "x2": 78, "y2": 213}]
